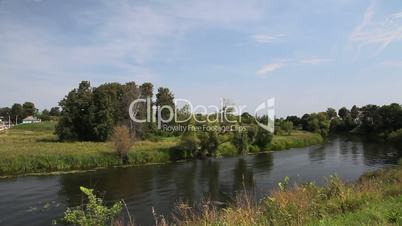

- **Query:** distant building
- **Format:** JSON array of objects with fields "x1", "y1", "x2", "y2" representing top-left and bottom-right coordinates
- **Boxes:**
[{"x1": 22, "y1": 116, "x2": 41, "y2": 124}]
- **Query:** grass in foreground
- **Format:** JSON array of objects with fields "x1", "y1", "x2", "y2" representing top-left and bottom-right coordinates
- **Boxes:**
[{"x1": 173, "y1": 166, "x2": 402, "y2": 226}]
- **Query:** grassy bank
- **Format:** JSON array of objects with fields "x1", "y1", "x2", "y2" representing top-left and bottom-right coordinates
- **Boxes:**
[
  {"x1": 216, "y1": 131, "x2": 323, "y2": 156},
  {"x1": 0, "y1": 122, "x2": 323, "y2": 176},
  {"x1": 174, "y1": 165, "x2": 402, "y2": 226},
  {"x1": 0, "y1": 122, "x2": 176, "y2": 176}
]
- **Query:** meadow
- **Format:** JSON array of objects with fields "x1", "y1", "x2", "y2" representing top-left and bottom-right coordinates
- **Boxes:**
[{"x1": 0, "y1": 122, "x2": 323, "y2": 176}]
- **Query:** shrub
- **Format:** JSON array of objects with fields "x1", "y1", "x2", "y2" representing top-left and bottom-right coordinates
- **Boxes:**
[
  {"x1": 216, "y1": 142, "x2": 237, "y2": 156},
  {"x1": 254, "y1": 128, "x2": 273, "y2": 150},
  {"x1": 111, "y1": 125, "x2": 132, "y2": 163},
  {"x1": 178, "y1": 133, "x2": 200, "y2": 157},
  {"x1": 388, "y1": 129, "x2": 402, "y2": 146},
  {"x1": 63, "y1": 186, "x2": 122, "y2": 226}
]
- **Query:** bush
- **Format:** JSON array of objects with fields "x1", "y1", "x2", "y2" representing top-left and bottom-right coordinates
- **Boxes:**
[
  {"x1": 63, "y1": 186, "x2": 122, "y2": 226},
  {"x1": 178, "y1": 133, "x2": 200, "y2": 157},
  {"x1": 111, "y1": 125, "x2": 132, "y2": 162},
  {"x1": 388, "y1": 129, "x2": 402, "y2": 146},
  {"x1": 216, "y1": 142, "x2": 237, "y2": 156},
  {"x1": 254, "y1": 128, "x2": 273, "y2": 150}
]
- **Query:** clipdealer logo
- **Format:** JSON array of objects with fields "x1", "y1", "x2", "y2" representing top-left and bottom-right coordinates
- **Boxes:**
[{"x1": 129, "y1": 98, "x2": 275, "y2": 133}]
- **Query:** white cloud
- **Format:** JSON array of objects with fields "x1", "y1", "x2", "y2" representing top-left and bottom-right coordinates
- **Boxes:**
[
  {"x1": 251, "y1": 34, "x2": 286, "y2": 44},
  {"x1": 350, "y1": 1, "x2": 402, "y2": 55},
  {"x1": 256, "y1": 63, "x2": 284, "y2": 76},
  {"x1": 0, "y1": 0, "x2": 266, "y2": 108},
  {"x1": 301, "y1": 57, "x2": 332, "y2": 65}
]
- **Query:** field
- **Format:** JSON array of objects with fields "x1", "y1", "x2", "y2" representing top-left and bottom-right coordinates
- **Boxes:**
[
  {"x1": 0, "y1": 122, "x2": 176, "y2": 176},
  {"x1": 0, "y1": 122, "x2": 323, "y2": 176}
]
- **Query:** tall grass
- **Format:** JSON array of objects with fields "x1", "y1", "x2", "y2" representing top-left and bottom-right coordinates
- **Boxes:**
[
  {"x1": 172, "y1": 166, "x2": 402, "y2": 226},
  {"x1": 0, "y1": 122, "x2": 177, "y2": 176}
]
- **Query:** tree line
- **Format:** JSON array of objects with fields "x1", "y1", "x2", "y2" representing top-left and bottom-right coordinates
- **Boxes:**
[
  {"x1": 283, "y1": 103, "x2": 402, "y2": 145},
  {"x1": 0, "y1": 102, "x2": 60, "y2": 123}
]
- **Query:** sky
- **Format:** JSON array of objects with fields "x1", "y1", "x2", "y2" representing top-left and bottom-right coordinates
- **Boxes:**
[{"x1": 0, "y1": 0, "x2": 402, "y2": 117}]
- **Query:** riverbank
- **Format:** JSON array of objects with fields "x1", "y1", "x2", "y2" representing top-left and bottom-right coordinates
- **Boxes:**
[
  {"x1": 174, "y1": 165, "x2": 402, "y2": 226},
  {"x1": 0, "y1": 122, "x2": 323, "y2": 176}
]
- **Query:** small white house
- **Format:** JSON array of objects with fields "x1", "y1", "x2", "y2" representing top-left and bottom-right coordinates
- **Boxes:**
[{"x1": 22, "y1": 116, "x2": 41, "y2": 124}]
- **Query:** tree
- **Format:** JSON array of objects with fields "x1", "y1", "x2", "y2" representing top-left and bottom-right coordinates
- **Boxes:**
[
  {"x1": 286, "y1": 115, "x2": 301, "y2": 128},
  {"x1": 351, "y1": 105, "x2": 359, "y2": 120},
  {"x1": 281, "y1": 121, "x2": 293, "y2": 135},
  {"x1": 92, "y1": 83, "x2": 124, "y2": 141},
  {"x1": 56, "y1": 81, "x2": 95, "y2": 141},
  {"x1": 326, "y1": 108, "x2": 337, "y2": 120},
  {"x1": 22, "y1": 102, "x2": 37, "y2": 118},
  {"x1": 232, "y1": 130, "x2": 249, "y2": 154},
  {"x1": 198, "y1": 130, "x2": 219, "y2": 156},
  {"x1": 49, "y1": 107, "x2": 61, "y2": 116},
  {"x1": 39, "y1": 109, "x2": 51, "y2": 121},
  {"x1": 11, "y1": 103, "x2": 23, "y2": 123},
  {"x1": 121, "y1": 82, "x2": 141, "y2": 137},
  {"x1": 338, "y1": 107, "x2": 350, "y2": 120},
  {"x1": 179, "y1": 133, "x2": 200, "y2": 157},
  {"x1": 246, "y1": 125, "x2": 258, "y2": 143},
  {"x1": 0, "y1": 107, "x2": 11, "y2": 120},
  {"x1": 155, "y1": 87, "x2": 175, "y2": 127},
  {"x1": 359, "y1": 104, "x2": 380, "y2": 133},
  {"x1": 254, "y1": 128, "x2": 273, "y2": 150}
]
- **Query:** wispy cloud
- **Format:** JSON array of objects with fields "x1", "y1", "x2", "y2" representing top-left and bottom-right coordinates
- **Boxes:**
[
  {"x1": 301, "y1": 57, "x2": 332, "y2": 65},
  {"x1": 350, "y1": 1, "x2": 402, "y2": 55},
  {"x1": 380, "y1": 60, "x2": 402, "y2": 67},
  {"x1": 251, "y1": 34, "x2": 286, "y2": 44},
  {"x1": 0, "y1": 0, "x2": 265, "y2": 108},
  {"x1": 256, "y1": 63, "x2": 284, "y2": 76}
]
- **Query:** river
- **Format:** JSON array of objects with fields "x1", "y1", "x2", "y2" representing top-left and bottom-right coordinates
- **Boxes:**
[{"x1": 0, "y1": 136, "x2": 401, "y2": 226}]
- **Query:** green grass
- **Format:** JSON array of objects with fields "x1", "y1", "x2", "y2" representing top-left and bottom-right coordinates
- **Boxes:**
[
  {"x1": 267, "y1": 131, "x2": 324, "y2": 151},
  {"x1": 310, "y1": 195, "x2": 402, "y2": 226},
  {"x1": 0, "y1": 122, "x2": 323, "y2": 176},
  {"x1": 0, "y1": 122, "x2": 177, "y2": 176},
  {"x1": 216, "y1": 131, "x2": 324, "y2": 157},
  {"x1": 174, "y1": 165, "x2": 402, "y2": 226}
]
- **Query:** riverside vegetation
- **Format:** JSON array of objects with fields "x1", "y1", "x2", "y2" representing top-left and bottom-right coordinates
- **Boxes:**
[
  {"x1": 61, "y1": 164, "x2": 402, "y2": 226},
  {"x1": 1, "y1": 80, "x2": 402, "y2": 176},
  {"x1": 0, "y1": 121, "x2": 322, "y2": 176}
]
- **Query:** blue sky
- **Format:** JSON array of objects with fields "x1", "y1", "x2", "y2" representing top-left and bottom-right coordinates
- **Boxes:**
[{"x1": 0, "y1": 0, "x2": 402, "y2": 117}]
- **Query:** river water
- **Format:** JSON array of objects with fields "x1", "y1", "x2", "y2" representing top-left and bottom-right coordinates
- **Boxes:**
[{"x1": 0, "y1": 136, "x2": 401, "y2": 225}]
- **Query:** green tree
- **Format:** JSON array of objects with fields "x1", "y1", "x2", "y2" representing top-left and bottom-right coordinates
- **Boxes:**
[
  {"x1": 22, "y1": 102, "x2": 37, "y2": 118},
  {"x1": 56, "y1": 81, "x2": 95, "y2": 141},
  {"x1": 232, "y1": 129, "x2": 249, "y2": 154},
  {"x1": 39, "y1": 109, "x2": 51, "y2": 121},
  {"x1": 92, "y1": 83, "x2": 124, "y2": 141},
  {"x1": 281, "y1": 121, "x2": 293, "y2": 135},
  {"x1": 350, "y1": 105, "x2": 359, "y2": 120},
  {"x1": 49, "y1": 107, "x2": 61, "y2": 116},
  {"x1": 11, "y1": 103, "x2": 23, "y2": 123},
  {"x1": 155, "y1": 87, "x2": 175, "y2": 128},
  {"x1": 254, "y1": 128, "x2": 273, "y2": 150},
  {"x1": 326, "y1": 108, "x2": 337, "y2": 120},
  {"x1": 0, "y1": 107, "x2": 11, "y2": 120},
  {"x1": 338, "y1": 107, "x2": 350, "y2": 120}
]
